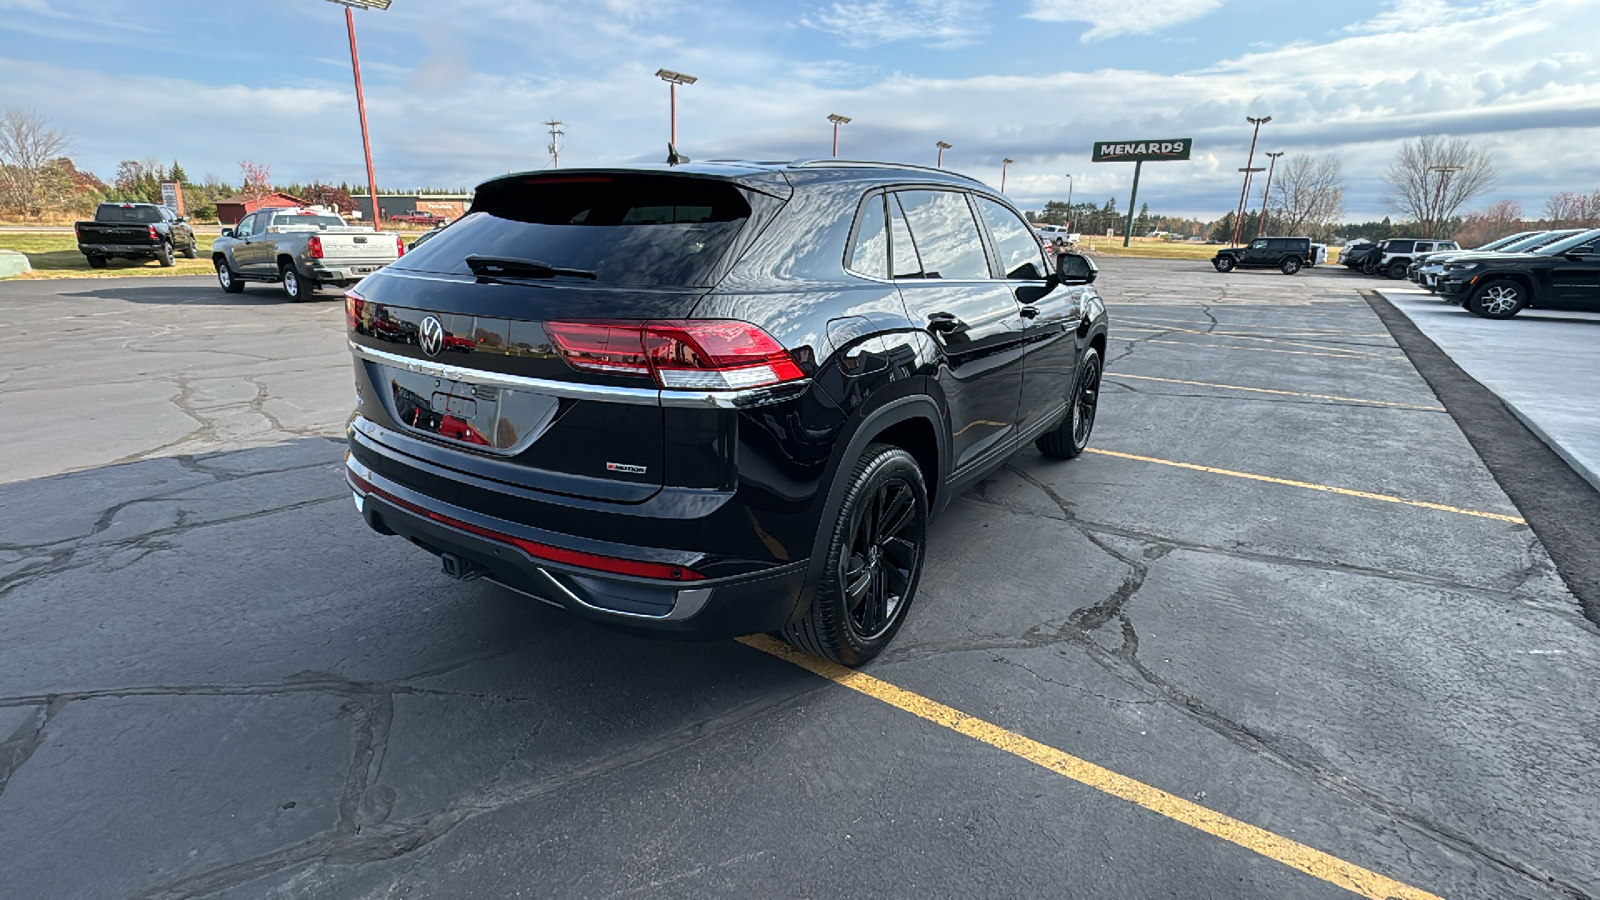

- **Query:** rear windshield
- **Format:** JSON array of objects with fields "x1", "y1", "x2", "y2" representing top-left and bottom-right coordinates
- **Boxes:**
[
  {"x1": 268, "y1": 213, "x2": 345, "y2": 230},
  {"x1": 392, "y1": 174, "x2": 752, "y2": 287},
  {"x1": 95, "y1": 205, "x2": 162, "y2": 223}
]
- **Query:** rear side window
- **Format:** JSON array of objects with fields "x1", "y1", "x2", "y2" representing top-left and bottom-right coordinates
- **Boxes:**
[
  {"x1": 848, "y1": 194, "x2": 889, "y2": 279},
  {"x1": 975, "y1": 197, "x2": 1047, "y2": 280},
  {"x1": 268, "y1": 214, "x2": 345, "y2": 230},
  {"x1": 894, "y1": 190, "x2": 988, "y2": 280},
  {"x1": 1389, "y1": 240, "x2": 1415, "y2": 254},
  {"x1": 96, "y1": 205, "x2": 163, "y2": 224},
  {"x1": 395, "y1": 174, "x2": 753, "y2": 287}
]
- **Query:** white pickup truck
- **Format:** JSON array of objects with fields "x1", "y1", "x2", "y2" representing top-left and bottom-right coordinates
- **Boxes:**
[{"x1": 211, "y1": 207, "x2": 402, "y2": 301}]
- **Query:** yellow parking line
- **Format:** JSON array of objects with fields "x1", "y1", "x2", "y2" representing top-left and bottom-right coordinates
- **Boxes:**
[
  {"x1": 1085, "y1": 448, "x2": 1524, "y2": 524},
  {"x1": 737, "y1": 634, "x2": 1443, "y2": 900},
  {"x1": 1105, "y1": 373, "x2": 1445, "y2": 412}
]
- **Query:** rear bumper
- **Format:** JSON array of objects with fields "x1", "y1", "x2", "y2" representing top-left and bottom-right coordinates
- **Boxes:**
[
  {"x1": 345, "y1": 451, "x2": 808, "y2": 637},
  {"x1": 79, "y1": 243, "x2": 159, "y2": 255},
  {"x1": 309, "y1": 260, "x2": 391, "y2": 282}
]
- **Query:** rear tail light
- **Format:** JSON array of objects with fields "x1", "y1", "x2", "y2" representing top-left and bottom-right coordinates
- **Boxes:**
[
  {"x1": 345, "y1": 289, "x2": 365, "y2": 332},
  {"x1": 147, "y1": 225, "x2": 158, "y2": 241},
  {"x1": 308, "y1": 235, "x2": 324, "y2": 259},
  {"x1": 396, "y1": 235, "x2": 406, "y2": 257},
  {"x1": 544, "y1": 320, "x2": 804, "y2": 391}
]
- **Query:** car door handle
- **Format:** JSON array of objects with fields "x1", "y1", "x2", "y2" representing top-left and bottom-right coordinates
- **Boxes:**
[
  {"x1": 927, "y1": 312, "x2": 964, "y2": 333},
  {"x1": 1019, "y1": 306, "x2": 1039, "y2": 319}
]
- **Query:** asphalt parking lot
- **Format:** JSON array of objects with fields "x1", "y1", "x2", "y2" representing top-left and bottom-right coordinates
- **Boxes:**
[{"x1": 2, "y1": 261, "x2": 1597, "y2": 899}]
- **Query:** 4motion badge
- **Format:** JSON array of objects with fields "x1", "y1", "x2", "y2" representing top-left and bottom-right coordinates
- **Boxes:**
[{"x1": 606, "y1": 462, "x2": 648, "y2": 475}]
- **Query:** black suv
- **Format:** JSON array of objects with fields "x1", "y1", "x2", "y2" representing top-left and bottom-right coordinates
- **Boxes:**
[
  {"x1": 1211, "y1": 237, "x2": 1313, "y2": 274},
  {"x1": 1435, "y1": 227, "x2": 1600, "y2": 318},
  {"x1": 344, "y1": 161, "x2": 1109, "y2": 665}
]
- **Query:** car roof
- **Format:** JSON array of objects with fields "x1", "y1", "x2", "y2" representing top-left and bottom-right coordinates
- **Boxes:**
[{"x1": 474, "y1": 159, "x2": 990, "y2": 199}]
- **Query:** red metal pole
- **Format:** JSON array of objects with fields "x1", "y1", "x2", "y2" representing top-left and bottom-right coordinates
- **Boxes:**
[
  {"x1": 1232, "y1": 119, "x2": 1263, "y2": 246},
  {"x1": 832, "y1": 122, "x2": 838, "y2": 157},
  {"x1": 1256, "y1": 155, "x2": 1279, "y2": 238},
  {"x1": 937, "y1": 147, "x2": 943, "y2": 168},
  {"x1": 346, "y1": 7, "x2": 380, "y2": 226},
  {"x1": 1001, "y1": 161, "x2": 1008, "y2": 193},
  {"x1": 670, "y1": 82, "x2": 677, "y2": 147}
]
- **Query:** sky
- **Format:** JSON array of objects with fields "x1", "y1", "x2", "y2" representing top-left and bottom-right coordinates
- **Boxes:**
[{"x1": 1, "y1": 0, "x2": 1597, "y2": 221}]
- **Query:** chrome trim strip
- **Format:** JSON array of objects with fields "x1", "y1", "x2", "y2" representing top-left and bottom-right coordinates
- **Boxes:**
[
  {"x1": 349, "y1": 339, "x2": 810, "y2": 410},
  {"x1": 485, "y1": 578, "x2": 713, "y2": 622}
]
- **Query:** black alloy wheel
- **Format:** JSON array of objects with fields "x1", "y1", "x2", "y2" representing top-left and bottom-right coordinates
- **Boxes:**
[
  {"x1": 1280, "y1": 257, "x2": 1301, "y2": 275},
  {"x1": 785, "y1": 443, "x2": 928, "y2": 666},
  {"x1": 1214, "y1": 256, "x2": 1235, "y2": 272},
  {"x1": 156, "y1": 241, "x2": 175, "y2": 267},
  {"x1": 1037, "y1": 347, "x2": 1101, "y2": 459}
]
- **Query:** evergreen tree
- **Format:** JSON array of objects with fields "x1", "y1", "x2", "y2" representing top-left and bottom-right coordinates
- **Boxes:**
[{"x1": 169, "y1": 159, "x2": 187, "y2": 184}]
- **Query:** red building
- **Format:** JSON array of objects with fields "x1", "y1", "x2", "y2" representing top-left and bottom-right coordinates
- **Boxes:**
[{"x1": 214, "y1": 191, "x2": 308, "y2": 225}]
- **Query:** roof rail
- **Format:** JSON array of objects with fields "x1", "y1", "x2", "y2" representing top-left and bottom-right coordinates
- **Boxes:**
[{"x1": 788, "y1": 158, "x2": 987, "y2": 186}]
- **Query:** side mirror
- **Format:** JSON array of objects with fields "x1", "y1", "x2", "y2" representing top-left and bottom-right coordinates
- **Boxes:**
[
  {"x1": 1056, "y1": 251, "x2": 1098, "y2": 286},
  {"x1": 176, "y1": 216, "x2": 188, "y2": 222},
  {"x1": 220, "y1": 228, "x2": 235, "y2": 238}
]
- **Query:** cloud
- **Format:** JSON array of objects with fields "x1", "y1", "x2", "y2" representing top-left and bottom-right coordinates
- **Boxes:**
[
  {"x1": 1024, "y1": 0, "x2": 1223, "y2": 41},
  {"x1": 800, "y1": 0, "x2": 988, "y2": 48}
]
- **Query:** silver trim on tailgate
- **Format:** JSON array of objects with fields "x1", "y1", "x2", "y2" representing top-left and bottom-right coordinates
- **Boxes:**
[{"x1": 348, "y1": 340, "x2": 809, "y2": 409}]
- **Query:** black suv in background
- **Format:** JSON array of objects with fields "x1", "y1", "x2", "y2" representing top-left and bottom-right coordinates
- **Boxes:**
[
  {"x1": 1211, "y1": 236, "x2": 1314, "y2": 274},
  {"x1": 344, "y1": 161, "x2": 1109, "y2": 665},
  {"x1": 1436, "y1": 228, "x2": 1600, "y2": 318}
]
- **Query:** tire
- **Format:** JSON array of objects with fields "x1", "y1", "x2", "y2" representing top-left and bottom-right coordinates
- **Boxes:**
[
  {"x1": 1036, "y1": 347, "x2": 1101, "y2": 460},
  {"x1": 86, "y1": 256, "x2": 107, "y2": 269},
  {"x1": 1361, "y1": 257, "x2": 1380, "y2": 276},
  {"x1": 1386, "y1": 259, "x2": 1407, "y2": 279},
  {"x1": 156, "y1": 241, "x2": 175, "y2": 268},
  {"x1": 181, "y1": 238, "x2": 198, "y2": 259},
  {"x1": 281, "y1": 263, "x2": 314, "y2": 302},
  {"x1": 783, "y1": 443, "x2": 929, "y2": 667},
  {"x1": 215, "y1": 257, "x2": 245, "y2": 294},
  {"x1": 1213, "y1": 256, "x2": 1235, "y2": 272},
  {"x1": 1280, "y1": 257, "x2": 1301, "y2": 275},
  {"x1": 1467, "y1": 279, "x2": 1527, "y2": 319}
]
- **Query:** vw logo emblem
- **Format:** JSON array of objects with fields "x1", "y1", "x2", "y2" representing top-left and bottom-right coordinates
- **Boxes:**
[{"x1": 419, "y1": 316, "x2": 444, "y2": 357}]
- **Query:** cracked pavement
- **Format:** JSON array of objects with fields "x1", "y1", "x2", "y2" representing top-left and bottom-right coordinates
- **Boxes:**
[{"x1": 1, "y1": 267, "x2": 1597, "y2": 899}]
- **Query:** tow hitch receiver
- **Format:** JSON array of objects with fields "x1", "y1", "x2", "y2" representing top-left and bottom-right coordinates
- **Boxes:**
[{"x1": 440, "y1": 552, "x2": 486, "y2": 581}]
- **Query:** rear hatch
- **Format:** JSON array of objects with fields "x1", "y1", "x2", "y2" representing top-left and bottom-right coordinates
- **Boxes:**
[{"x1": 348, "y1": 170, "x2": 785, "y2": 502}]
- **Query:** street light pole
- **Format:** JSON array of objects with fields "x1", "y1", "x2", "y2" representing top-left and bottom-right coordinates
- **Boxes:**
[
  {"x1": 828, "y1": 114, "x2": 851, "y2": 157},
  {"x1": 1426, "y1": 164, "x2": 1463, "y2": 239},
  {"x1": 326, "y1": 0, "x2": 391, "y2": 224},
  {"x1": 1256, "y1": 151, "x2": 1284, "y2": 238},
  {"x1": 936, "y1": 141, "x2": 952, "y2": 169},
  {"x1": 1232, "y1": 115, "x2": 1270, "y2": 245},
  {"x1": 1001, "y1": 158, "x2": 1014, "y2": 193},
  {"x1": 655, "y1": 69, "x2": 698, "y2": 151}
]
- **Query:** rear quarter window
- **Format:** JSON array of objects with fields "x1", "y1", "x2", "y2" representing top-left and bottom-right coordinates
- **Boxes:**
[{"x1": 394, "y1": 174, "x2": 753, "y2": 288}]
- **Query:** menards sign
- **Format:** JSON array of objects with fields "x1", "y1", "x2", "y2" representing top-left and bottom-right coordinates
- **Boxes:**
[{"x1": 1092, "y1": 139, "x2": 1192, "y2": 163}]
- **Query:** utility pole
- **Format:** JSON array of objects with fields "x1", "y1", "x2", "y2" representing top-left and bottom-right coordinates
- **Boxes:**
[
  {"x1": 1256, "y1": 151, "x2": 1283, "y2": 238},
  {"x1": 828, "y1": 114, "x2": 851, "y2": 157},
  {"x1": 1232, "y1": 115, "x2": 1270, "y2": 245},
  {"x1": 936, "y1": 141, "x2": 952, "y2": 169},
  {"x1": 1001, "y1": 158, "x2": 1014, "y2": 193},
  {"x1": 544, "y1": 120, "x2": 565, "y2": 169},
  {"x1": 1426, "y1": 165, "x2": 1463, "y2": 239},
  {"x1": 1064, "y1": 174, "x2": 1073, "y2": 231},
  {"x1": 326, "y1": 0, "x2": 391, "y2": 224}
]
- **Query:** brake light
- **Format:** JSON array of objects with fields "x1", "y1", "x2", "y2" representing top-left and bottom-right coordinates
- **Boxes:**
[
  {"x1": 544, "y1": 320, "x2": 804, "y2": 391},
  {"x1": 396, "y1": 235, "x2": 406, "y2": 257},
  {"x1": 148, "y1": 225, "x2": 158, "y2": 241},
  {"x1": 308, "y1": 235, "x2": 324, "y2": 259},
  {"x1": 347, "y1": 471, "x2": 703, "y2": 581},
  {"x1": 345, "y1": 289, "x2": 365, "y2": 332}
]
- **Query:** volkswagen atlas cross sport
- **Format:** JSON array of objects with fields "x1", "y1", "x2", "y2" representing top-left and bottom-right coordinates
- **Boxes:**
[{"x1": 344, "y1": 160, "x2": 1109, "y2": 665}]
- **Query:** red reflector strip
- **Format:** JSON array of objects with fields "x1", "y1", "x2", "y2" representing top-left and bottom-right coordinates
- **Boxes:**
[{"x1": 348, "y1": 472, "x2": 703, "y2": 581}]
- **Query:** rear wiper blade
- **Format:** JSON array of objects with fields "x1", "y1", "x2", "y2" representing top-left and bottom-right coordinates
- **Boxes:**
[{"x1": 465, "y1": 255, "x2": 597, "y2": 280}]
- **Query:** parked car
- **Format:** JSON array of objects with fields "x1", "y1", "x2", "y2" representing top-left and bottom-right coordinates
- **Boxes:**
[
  {"x1": 74, "y1": 203, "x2": 198, "y2": 269},
  {"x1": 211, "y1": 207, "x2": 403, "y2": 301},
  {"x1": 1211, "y1": 236, "x2": 1315, "y2": 274},
  {"x1": 390, "y1": 210, "x2": 450, "y2": 227},
  {"x1": 1339, "y1": 239, "x2": 1379, "y2": 271},
  {"x1": 1436, "y1": 228, "x2": 1600, "y2": 319},
  {"x1": 1410, "y1": 231, "x2": 1578, "y2": 291},
  {"x1": 343, "y1": 160, "x2": 1109, "y2": 665},
  {"x1": 1364, "y1": 238, "x2": 1459, "y2": 279}
]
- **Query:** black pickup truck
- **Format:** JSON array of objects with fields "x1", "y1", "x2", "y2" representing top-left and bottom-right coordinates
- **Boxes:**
[
  {"x1": 75, "y1": 203, "x2": 199, "y2": 268},
  {"x1": 1436, "y1": 227, "x2": 1600, "y2": 318}
]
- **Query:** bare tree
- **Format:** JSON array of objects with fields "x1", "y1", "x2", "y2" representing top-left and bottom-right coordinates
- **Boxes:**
[
  {"x1": 1384, "y1": 135, "x2": 1495, "y2": 238},
  {"x1": 1267, "y1": 154, "x2": 1345, "y2": 239},
  {"x1": 1453, "y1": 199, "x2": 1524, "y2": 247},
  {"x1": 0, "y1": 107, "x2": 69, "y2": 218},
  {"x1": 1542, "y1": 190, "x2": 1600, "y2": 228}
]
